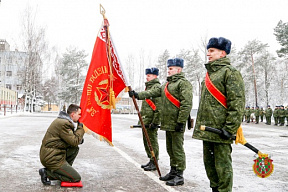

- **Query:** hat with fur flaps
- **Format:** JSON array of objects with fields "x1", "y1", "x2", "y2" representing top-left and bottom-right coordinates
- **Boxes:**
[
  {"x1": 167, "y1": 58, "x2": 184, "y2": 68},
  {"x1": 207, "y1": 37, "x2": 232, "y2": 54},
  {"x1": 145, "y1": 67, "x2": 159, "y2": 76}
]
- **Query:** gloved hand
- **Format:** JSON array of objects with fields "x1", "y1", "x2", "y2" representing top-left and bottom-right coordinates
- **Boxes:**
[
  {"x1": 149, "y1": 123, "x2": 158, "y2": 130},
  {"x1": 77, "y1": 121, "x2": 83, "y2": 128},
  {"x1": 220, "y1": 129, "x2": 232, "y2": 140},
  {"x1": 175, "y1": 123, "x2": 185, "y2": 132},
  {"x1": 128, "y1": 90, "x2": 139, "y2": 99}
]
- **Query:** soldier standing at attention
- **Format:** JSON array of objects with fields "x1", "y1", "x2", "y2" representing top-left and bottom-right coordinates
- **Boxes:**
[
  {"x1": 192, "y1": 37, "x2": 245, "y2": 192},
  {"x1": 273, "y1": 106, "x2": 279, "y2": 126},
  {"x1": 260, "y1": 107, "x2": 264, "y2": 122},
  {"x1": 255, "y1": 106, "x2": 260, "y2": 124},
  {"x1": 246, "y1": 106, "x2": 251, "y2": 123},
  {"x1": 138, "y1": 67, "x2": 161, "y2": 171},
  {"x1": 278, "y1": 105, "x2": 285, "y2": 126},
  {"x1": 129, "y1": 58, "x2": 193, "y2": 186},
  {"x1": 265, "y1": 105, "x2": 273, "y2": 125},
  {"x1": 285, "y1": 106, "x2": 288, "y2": 126}
]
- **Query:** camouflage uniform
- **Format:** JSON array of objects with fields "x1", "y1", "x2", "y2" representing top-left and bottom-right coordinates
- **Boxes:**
[
  {"x1": 246, "y1": 107, "x2": 251, "y2": 123},
  {"x1": 273, "y1": 107, "x2": 279, "y2": 125},
  {"x1": 138, "y1": 72, "x2": 193, "y2": 171},
  {"x1": 285, "y1": 107, "x2": 288, "y2": 126},
  {"x1": 264, "y1": 107, "x2": 273, "y2": 125},
  {"x1": 255, "y1": 107, "x2": 260, "y2": 124},
  {"x1": 260, "y1": 107, "x2": 264, "y2": 122},
  {"x1": 139, "y1": 78, "x2": 161, "y2": 162},
  {"x1": 278, "y1": 106, "x2": 285, "y2": 126},
  {"x1": 192, "y1": 57, "x2": 245, "y2": 192}
]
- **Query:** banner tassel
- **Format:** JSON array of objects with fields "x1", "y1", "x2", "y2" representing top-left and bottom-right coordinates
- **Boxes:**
[
  {"x1": 235, "y1": 125, "x2": 247, "y2": 145},
  {"x1": 110, "y1": 88, "x2": 116, "y2": 109}
]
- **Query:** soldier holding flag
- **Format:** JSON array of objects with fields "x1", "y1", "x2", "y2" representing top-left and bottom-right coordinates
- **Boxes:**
[
  {"x1": 192, "y1": 37, "x2": 245, "y2": 192},
  {"x1": 129, "y1": 58, "x2": 193, "y2": 186},
  {"x1": 138, "y1": 67, "x2": 161, "y2": 171}
]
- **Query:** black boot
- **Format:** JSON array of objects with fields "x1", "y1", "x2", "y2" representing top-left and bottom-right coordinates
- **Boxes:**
[
  {"x1": 159, "y1": 166, "x2": 176, "y2": 181},
  {"x1": 141, "y1": 160, "x2": 151, "y2": 168},
  {"x1": 166, "y1": 170, "x2": 184, "y2": 186},
  {"x1": 212, "y1": 187, "x2": 219, "y2": 192},
  {"x1": 39, "y1": 168, "x2": 51, "y2": 185},
  {"x1": 144, "y1": 160, "x2": 156, "y2": 171}
]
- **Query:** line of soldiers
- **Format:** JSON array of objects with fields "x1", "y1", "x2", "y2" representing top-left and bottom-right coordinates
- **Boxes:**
[{"x1": 244, "y1": 105, "x2": 288, "y2": 126}]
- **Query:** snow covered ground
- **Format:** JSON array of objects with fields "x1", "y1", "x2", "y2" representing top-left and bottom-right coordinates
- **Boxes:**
[{"x1": 0, "y1": 113, "x2": 287, "y2": 191}]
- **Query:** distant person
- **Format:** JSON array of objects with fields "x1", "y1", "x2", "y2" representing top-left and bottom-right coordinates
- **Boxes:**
[
  {"x1": 255, "y1": 106, "x2": 260, "y2": 124},
  {"x1": 273, "y1": 106, "x2": 279, "y2": 125},
  {"x1": 264, "y1": 105, "x2": 273, "y2": 125},
  {"x1": 279, "y1": 105, "x2": 285, "y2": 126},
  {"x1": 192, "y1": 37, "x2": 245, "y2": 192},
  {"x1": 138, "y1": 67, "x2": 161, "y2": 171},
  {"x1": 260, "y1": 107, "x2": 264, "y2": 122},
  {"x1": 39, "y1": 104, "x2": 84, "y2": 185}
]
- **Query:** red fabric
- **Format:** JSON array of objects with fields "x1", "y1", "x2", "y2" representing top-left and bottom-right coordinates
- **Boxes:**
[
  {"x1": 80, "y1": 22, "x2": 126, "y2": 143},
  {"x1": 61, "y1": 181, "x2": 83, "y2": 187},
  {"x1": 205, "y1": 72, "x2": 227, "y2": 109},
  {"x1": 164, "y1": 83, "x2": 180, "y2": 108},
  {"x1": 145, "y1": 99, "x2": 156, "y2": 111}
]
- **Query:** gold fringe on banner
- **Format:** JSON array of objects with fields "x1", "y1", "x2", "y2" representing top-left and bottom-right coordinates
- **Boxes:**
[{"x1": 83, "y1": 124, "x2": 114, "y2": 146}]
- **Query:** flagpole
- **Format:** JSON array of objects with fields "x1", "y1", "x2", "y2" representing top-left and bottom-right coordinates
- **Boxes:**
[
  {"x1": 99, "y1": 4, "x2": 161, "y2": 177},
  {"x1": 128, "y1": 86, "x2": 162, "y2": 177}
]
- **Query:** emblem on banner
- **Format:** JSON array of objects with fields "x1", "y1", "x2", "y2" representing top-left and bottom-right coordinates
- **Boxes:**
[
  {"x1": 253, "y1": 153, "x2": 274, "y2": 178},
  {"x1": 94, "y1": 79, "x2": 110, "y2": 109}
]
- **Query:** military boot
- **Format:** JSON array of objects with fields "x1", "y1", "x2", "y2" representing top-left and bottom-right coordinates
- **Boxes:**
[
  {"x1": 166, "y1": 170, "x2": 184, "y2": 186},
  {"x1": 212, "y1": 187, "x2": 219, "y2": 192},
  {"x1": 141, "y1": 160, "x2": 151, "y2": 168},
  {"x1": 159, "y1": 166, "x2": 176, "y2": 181},
  {"x1": 144, "y1": 160, "x2": 156, "y2": 171},
  {"x1": 39, "y1": 168, "x2": 51, "y2": 185}
]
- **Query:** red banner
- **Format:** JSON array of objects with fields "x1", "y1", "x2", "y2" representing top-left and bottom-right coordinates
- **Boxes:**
[{"x1": 80, "y1": 23, "x2": 127, "y2": 144}]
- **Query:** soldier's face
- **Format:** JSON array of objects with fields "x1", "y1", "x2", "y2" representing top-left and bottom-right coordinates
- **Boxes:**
[
  {"x1": 167, "y1": 66, "x2": 182, "y2": 77},
  {"x1": 71, "y1": 109, "x2": 81, "y2": 123},
  {"x1": 146, "y1": 74, "x2": 157, "y2": 82},
  {"x1": 207, "y1": 48, "x2": 227, "y2": 62}
]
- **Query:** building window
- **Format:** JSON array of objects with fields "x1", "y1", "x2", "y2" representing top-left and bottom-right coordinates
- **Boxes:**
[
  {"x1": 6, "y1": 84, "x2": 12, "y2": 89},
  {"x1": 6, "y1": 71, "x2": 12, "y2": 76},
  {"x1": 17, "y1": 85, "x2": 22, "y2": 90}
]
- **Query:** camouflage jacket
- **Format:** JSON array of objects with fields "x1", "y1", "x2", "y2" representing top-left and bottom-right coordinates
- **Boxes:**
[
  {"x1": 273, "y1": 109, "x2": 279, "y2": 117},
  {"x1": 255, "y1": 109, "x2": 260, "y2": 116},
  {"x1": 192, "y1": 57, "x2": 245, "y2": 144},
  {"x1": 138, "y1": 78, "x2": 161, "y2": 125},
  {"x1": 138, "y1": 72, "x2": 193, "y2": 131},
  {"x1": 265, "y1": 108, "x2": 273, "y2": 117},
  {"x1": 285, "y1": 109, "x2": 288, "y2": 117},
  {"x1": 278, "y1": 109, "x2": 286, "y2": 117}
]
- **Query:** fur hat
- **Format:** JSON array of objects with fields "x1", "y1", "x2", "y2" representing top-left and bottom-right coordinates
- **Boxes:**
[
  {"x1": 167, "y1": 58, "x2": 184, "y2": 68},
  {"x1": 207, "y1": 37, "x2": 232, "y2": 54},
  {"x1": 145, "y1": 67, "x2": 159, "y2": 76}
]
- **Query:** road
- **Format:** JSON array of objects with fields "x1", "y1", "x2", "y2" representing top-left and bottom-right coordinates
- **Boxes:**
[{"x1": 0, "y1": 113, "x2": 287, "y2": 191}]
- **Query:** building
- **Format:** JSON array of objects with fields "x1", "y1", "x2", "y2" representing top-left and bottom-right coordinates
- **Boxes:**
[{"x1": 0, "y1": 39, "x2": 43, "y2": 111}]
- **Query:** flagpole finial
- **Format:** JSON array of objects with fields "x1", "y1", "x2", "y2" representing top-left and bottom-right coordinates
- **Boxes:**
[{"x1": 100, "y1": 4, "x2": 106, "y2": 19}]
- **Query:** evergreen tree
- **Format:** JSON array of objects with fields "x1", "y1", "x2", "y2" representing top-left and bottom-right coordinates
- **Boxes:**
[
  {"x1": 274, "y1": 20, "x2": 288, "y2": 58},
  {"x1": 56, "y1": 47, "x2": 88, "y2": 104}
]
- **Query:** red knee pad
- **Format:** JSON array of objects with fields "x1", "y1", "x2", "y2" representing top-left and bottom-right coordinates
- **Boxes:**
[{"x1": 61, "y1": 181, "x2": 83, "y2": 187}]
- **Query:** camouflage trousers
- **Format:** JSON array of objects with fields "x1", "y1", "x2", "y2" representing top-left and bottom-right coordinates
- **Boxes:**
[
  {"x1": 266, "y1": 116, "x2": 271, "y2": 125},
  {"x1": 46, "y1": 147, "x2": 81, "y2": 182},
  {"x1": 256, "y1": 116, "x2": 259, "y2": 123},
  {"x1": 166, "y1": 131, "x2": 185, "y2": 171},
  {"x1": 142, "y1": 127, "x2": 159, "y2": 160},
  {"x1": 274, "y1": 117, "x2": 278, "y2": 125},
  {"x1": 203, "y1": 141, "x2": 233, "y2": 192}
]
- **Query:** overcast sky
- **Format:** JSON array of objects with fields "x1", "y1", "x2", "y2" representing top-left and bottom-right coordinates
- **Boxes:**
[{"x1": 1, "y1": 0, "x2": 288, "y2": 67}]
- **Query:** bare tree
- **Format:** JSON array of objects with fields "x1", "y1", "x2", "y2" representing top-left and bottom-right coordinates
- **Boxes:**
[
  {"x1": 239, "y1": 39, "x2": 268, "y2": 107},
  {"x1": 20, "y1": 5, "x2": 48, "y2": 112}
]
